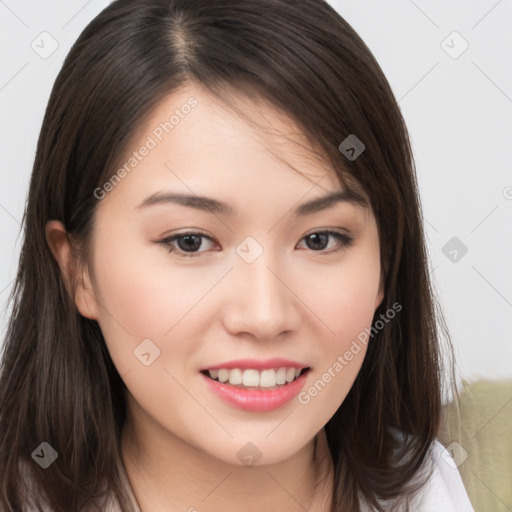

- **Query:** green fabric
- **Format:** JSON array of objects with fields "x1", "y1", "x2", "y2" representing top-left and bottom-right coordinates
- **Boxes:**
[{"x1": 438, "y1": 379, "x2": 512, "y2": 512}]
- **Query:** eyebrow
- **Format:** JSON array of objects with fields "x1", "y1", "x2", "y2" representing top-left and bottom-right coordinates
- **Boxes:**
[{"x1": 135, "y1": 188, "x2": 368, "y2": 216}]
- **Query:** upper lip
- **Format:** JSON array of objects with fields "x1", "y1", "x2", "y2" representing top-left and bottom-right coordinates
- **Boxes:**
[{"x1": 201, "y1": 358, "x2": 309, "y2": 371}]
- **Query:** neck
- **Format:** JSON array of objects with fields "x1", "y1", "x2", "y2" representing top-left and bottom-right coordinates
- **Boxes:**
[{"x1": 120, "y1": 400, "x2": 321, "y2": 512}]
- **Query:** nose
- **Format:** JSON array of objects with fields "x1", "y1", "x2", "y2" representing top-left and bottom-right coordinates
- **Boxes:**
[{"x1": 222, "y1": 250, "x2": 301, "y2": 341}]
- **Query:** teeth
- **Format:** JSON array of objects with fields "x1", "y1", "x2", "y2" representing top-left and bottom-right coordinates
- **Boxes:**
[
  {"x1": 207, "y1": 367, "x2": 305, "y2": 388},
  {"x1": 228, "y1": 368, "x2": 243, "y2": 385},
  {"x1": 276, "y1": 367, "x2": 287, "y2": 385},
  {"x1": 242, "y1": 369, "x2": 259, "y2": 387}
]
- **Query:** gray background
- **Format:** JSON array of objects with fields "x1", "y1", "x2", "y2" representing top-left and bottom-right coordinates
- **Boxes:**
[{"x1": 1, "y1": 0, "x2": 511, "y2": 382}]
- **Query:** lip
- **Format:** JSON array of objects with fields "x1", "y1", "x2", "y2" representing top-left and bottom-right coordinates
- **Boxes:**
[
  {"x1": 201, "y1": 358, "x2": 308, "y2": 371},
  {"x1": 200, "y1": 368, "x2": 310, "y2": 412}
]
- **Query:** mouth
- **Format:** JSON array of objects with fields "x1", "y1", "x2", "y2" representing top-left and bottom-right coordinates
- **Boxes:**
[{"x1": 200, "y1": 367, "x2": 311, "y2": 391}]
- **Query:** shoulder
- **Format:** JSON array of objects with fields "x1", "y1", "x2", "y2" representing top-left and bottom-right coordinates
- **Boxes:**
[
  {"x1": 358, "y1": 431, "x2": 475, "y2": 512},
  {"x1": 406, "y1": 439, "x2": 474, "y2": 511}
]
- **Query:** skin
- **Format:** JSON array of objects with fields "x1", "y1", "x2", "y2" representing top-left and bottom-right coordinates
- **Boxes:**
[{"x1": 46, "y1": 82, "x2": 384, "y2": 512}]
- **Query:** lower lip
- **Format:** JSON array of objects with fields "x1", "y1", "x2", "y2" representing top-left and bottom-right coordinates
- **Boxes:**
[{"x1": 200, "y1": 370, "x2": 309, "y2": 412}]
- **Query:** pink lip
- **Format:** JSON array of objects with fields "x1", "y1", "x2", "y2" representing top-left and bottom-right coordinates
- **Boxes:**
[
  {"x1": 200, "y1": 369, "x2": 310, "y2": 412},
  {"x1": 201, "y1": 358, "x2": 308, "y2": 371}
]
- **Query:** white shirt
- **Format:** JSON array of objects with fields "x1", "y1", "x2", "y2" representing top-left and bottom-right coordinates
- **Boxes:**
[
  {"x1": 403, "y1": 440, "x2": 475, "y2": 511},
  {"x1": 358, "y1": 437, "x2": 475, "y2": 511}
]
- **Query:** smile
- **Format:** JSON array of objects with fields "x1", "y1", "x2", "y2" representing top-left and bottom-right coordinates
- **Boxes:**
[
  {"x1": 202, "y1": 367, "x2": 307, "y2": 390},
  {"x1": 200, "y1": 366, "x2": 311, "y2": 412}
]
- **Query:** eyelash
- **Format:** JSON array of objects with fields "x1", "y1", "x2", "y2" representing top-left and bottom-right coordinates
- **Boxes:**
[{"x1": 156, "y1": 230, "x2": 354, "y2": 258}]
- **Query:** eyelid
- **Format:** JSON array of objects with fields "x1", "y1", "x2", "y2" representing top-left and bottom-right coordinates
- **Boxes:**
[{"x1": 302, "y1": 226, "x2": 352, "y2": 239}]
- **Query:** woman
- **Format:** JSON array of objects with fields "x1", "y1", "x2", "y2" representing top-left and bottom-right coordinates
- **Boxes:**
[{"x1": 0, "y1": 0, "x2": 474, "y2": 510}]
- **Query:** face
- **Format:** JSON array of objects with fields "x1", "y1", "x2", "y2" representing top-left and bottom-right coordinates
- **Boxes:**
[{"x1": 74, "y1": 82, "x2": 383, "y2": 466}]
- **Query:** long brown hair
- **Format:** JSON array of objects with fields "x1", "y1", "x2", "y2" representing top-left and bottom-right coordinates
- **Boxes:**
[{"x1": 0, "y1": 0, "x2": 456, "y2": 510}]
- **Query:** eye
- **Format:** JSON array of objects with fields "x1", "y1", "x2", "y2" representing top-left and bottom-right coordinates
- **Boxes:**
[
  {"x1": 156, "y1": 229, "x2": 354, "y2": 258},
  {"x1": 157, "y1": 231, "x2": 218, "y2": 258},
  {"x1": 297, "y1": 230, "x2": 354, "y2": 253}
]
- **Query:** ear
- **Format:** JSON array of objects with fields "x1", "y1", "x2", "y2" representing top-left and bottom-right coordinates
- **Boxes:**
[{"x1": 45, "y1": 220, "x2": 99, "y2": 320}]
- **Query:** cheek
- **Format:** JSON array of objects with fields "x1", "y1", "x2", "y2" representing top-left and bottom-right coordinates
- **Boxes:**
[
  {"x1": 296, "y1": 242, "x2": 380, "y2": 411},
  {"x1": 302, "y1": 246, "x2": 381, "y2": 344},
  {"x1": 89, "y1": 236, "x2": 219, "y2": 371},
  {"x1": 298, "y1": 270, "x2": 379, "y2": 417}
]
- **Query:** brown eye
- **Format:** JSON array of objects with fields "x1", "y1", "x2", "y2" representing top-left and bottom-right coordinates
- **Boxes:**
[
  {"x1": 299, "y1": 231, "x2": 354, "y2": 253},
  {"x1": 158, "y1": 232, "x2": 217, "y2": 257}
]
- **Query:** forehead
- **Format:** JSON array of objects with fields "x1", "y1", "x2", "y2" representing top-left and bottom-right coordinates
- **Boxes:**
[{"x1": 96, "y1": 82, "x2": 369, "y2": 218}]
